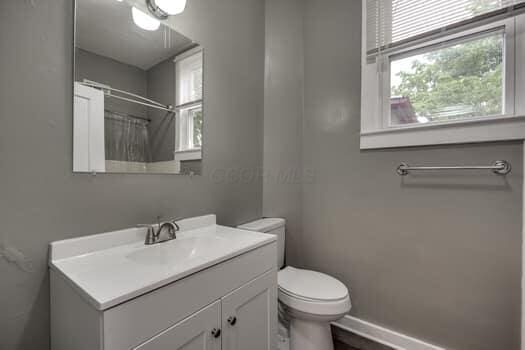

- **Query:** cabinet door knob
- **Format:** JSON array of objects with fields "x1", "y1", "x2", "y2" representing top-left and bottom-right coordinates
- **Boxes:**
[
  {"x1": 211, "y1": 328, "x2": 221, "y2": 338},
  {"x1": 227, "y1": 316, "x2": 237, "y2": 326}
]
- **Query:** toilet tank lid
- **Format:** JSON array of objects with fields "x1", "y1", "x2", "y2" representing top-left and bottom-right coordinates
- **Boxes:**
[{"x1": 237, "y1": 218, "x2": 285, "y2": 232}]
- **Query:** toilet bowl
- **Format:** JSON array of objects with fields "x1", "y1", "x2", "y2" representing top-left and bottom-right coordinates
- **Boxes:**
[
  {"x1": 278, "y1": 266, "x2": 351, "y2": 350},
  {"x1": 238, "y1": 218, "x2": 351, "y2": 350}
]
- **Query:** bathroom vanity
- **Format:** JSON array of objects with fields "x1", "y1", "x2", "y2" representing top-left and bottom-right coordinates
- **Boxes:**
[{"x1": 49, "y1": 215, "x2": 277, "y2": 350}]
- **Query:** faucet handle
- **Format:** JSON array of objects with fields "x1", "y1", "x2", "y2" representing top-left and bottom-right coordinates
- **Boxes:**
[
  {"x1": 137, "y1": 224, "x2": 157, "y2": 245},
  {"x1": 144, "y1": 227, "x2": 157, "y2": 245},
  {"x1": 167, "y1": 217, "x2": 184, "y2": 230}
]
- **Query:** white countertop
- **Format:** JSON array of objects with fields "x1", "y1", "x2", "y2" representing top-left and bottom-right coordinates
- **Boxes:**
[{"x1": 49, "y1": 215, "x2": 275, "y2": 310}]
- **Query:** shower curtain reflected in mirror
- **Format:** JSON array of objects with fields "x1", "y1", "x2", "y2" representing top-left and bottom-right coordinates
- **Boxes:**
[{"x1": 104, "y1": 111, "x2": 151, "y2": 163}]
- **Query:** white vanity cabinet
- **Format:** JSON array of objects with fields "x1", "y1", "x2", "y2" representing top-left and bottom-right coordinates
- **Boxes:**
[
  {"x1": 49, "y1": 215, "x2": 278, "y2": 350},
  {"x1": 221, "y1": 270, "x2": 275, "y2": 350},
  {"x1": 135, "y1": 301, "x2": 222, "y2": 350},
  {"x1": 135, "y1": 270, "x2": 275, "y2": 350}
]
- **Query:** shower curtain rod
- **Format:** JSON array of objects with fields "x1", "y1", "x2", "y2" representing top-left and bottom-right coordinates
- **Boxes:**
[
  {"x1": 79, "y1": 81, "x2": 175, "y2": 113},
  {"x1": 104, "y1": 109, "x2": 151, "y2": 123}
]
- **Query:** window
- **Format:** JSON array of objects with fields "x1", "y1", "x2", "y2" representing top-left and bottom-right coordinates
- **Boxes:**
[
  {"x1": 361, "y1": 0, "x2": 525, "y2": 149},
  {"x1": 390, "y1": 31, "x2": 504, "y2": 126},
  {"x1": 189, "y1": 107, "x2": 203, "y2": 148},
  {"x1": 175, "y1": 47, "x2": 203, "y2": 153}
]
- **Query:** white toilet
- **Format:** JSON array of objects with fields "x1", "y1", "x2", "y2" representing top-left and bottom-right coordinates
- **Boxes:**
[{"x1": 238, "y1": 218, "x2": 351, "y2": 350}]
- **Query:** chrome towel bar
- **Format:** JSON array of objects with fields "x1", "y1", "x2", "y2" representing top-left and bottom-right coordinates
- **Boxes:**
[{"x1": 396, "y1": 160, "x2": 511, "y2": 176}]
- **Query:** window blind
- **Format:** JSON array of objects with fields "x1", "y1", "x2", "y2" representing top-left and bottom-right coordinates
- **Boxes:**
[{"x1": 366, "y1": 0, "x2": 525, "y2": 57}]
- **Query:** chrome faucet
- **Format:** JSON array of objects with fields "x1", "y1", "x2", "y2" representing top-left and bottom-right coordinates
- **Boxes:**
[{"x1": 139, "y1": 218, "x2": 180, "y2": 245}]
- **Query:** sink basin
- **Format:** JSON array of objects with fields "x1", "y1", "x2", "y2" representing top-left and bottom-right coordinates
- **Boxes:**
[
  {"x1": 48, "y1": 214, "x2": 276, "y2": 310},
  {"x1": 126, "y1": 235, "x2": 228, "y2": 266}
]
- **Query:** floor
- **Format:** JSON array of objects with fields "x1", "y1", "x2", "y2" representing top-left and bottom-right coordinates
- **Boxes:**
[{"x1": 277, "y1": 323, "x2": 393, "y2": 350}]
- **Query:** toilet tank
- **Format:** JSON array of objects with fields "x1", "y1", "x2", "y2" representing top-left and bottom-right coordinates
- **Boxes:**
[{"x1": 238, "y1": 218, "x2": 285, "y2": 269}]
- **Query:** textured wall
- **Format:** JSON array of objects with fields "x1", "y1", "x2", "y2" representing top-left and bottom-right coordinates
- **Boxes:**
[
  {"x1": 146, "y1": 56, "x2": 177, "y2": 162},
  {"x1": 263, "y1": 0, "x2": 305, "y2": 264},
  {"x1": 75, "y1": 48, "x2": 149, "y2": 118},
  {"x1": 1, "y1": 0, "x2": 523, "y2": 349},
  {"x1": 297, "y1": 0, "x2": 523, "y2": 349},
  {"x1": 263, "y1": 0, "x2": 523, "y2": 349},
  {"x1": 0, "y1": 0, "x2": 265, "y2": 348}
]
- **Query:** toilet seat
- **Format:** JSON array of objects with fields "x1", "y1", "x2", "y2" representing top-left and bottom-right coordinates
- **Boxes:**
[{"x1": 278, "y1": 267, "x2": 351, "y2": 316}]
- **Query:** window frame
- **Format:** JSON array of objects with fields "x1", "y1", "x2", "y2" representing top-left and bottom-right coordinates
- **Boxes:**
[
  {"x1": 361, "y1": 6, "x2": 525, "y2": 149},
  {"x1": 174, "y1": 47, "x2": 203, "y2": 154},
  {"x1": 381, "y1": 19, "x2": 515, "y2": 129},
  {"x1": 186, "y1": 104, "x2": 203, "y2": 150}
]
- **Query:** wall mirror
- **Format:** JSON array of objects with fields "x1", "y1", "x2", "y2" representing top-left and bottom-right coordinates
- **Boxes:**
[{"x1": 73, "y1": 0, "x2": 203, "y2": 175}]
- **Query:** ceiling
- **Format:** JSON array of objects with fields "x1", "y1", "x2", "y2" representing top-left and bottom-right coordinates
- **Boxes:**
[{"x1": 76, "y1": 0, "x2": 195, "y2": 70}]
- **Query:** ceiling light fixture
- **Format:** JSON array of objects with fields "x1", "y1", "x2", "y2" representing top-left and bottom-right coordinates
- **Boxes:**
[
  {"x1": 132, "y1": 6, "x2": 161, "y2": 31},
  {"x1": 146, "y1": 0, "x2": 186, "y2": 19},
  {"x1": 155, "y1": 0, "x2": 187, "y2": 15}
]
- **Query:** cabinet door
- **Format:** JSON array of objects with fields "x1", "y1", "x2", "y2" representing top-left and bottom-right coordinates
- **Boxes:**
[
  {"x1": 135, "y1": 301, "x2": 221, "y2": 350},
  {"x1": 221, "y1": 270, "x2": 277, "y2": 350}
]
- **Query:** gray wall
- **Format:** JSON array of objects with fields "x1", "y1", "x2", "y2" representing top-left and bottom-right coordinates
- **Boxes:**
[
  {"x1": 181, "y1": 159, "x2": 203, "y2": 175},
  {"x1": 0, "y1": 0, "x2": 264, "y2": 349},
  {"x1": 1, "y1": 0, "x2": 522, "y2": 349},
  {"x1": 147, "y1": 56, "x2": 177, "y2": 162},
  {"x1": 263, "y1": 0, "x2": 304, "y2": 263},
  {"x1": 264, "y1": 0, "x2": 523, "y2": 349},
  {"x1": 75, "y1": 48, "x2": 149, "y2": 118}
]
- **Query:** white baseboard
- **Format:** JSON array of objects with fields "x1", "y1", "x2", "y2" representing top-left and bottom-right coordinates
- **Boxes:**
[{"x1": 332, "y1": 315, "x2": 446, "y2": 350}]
